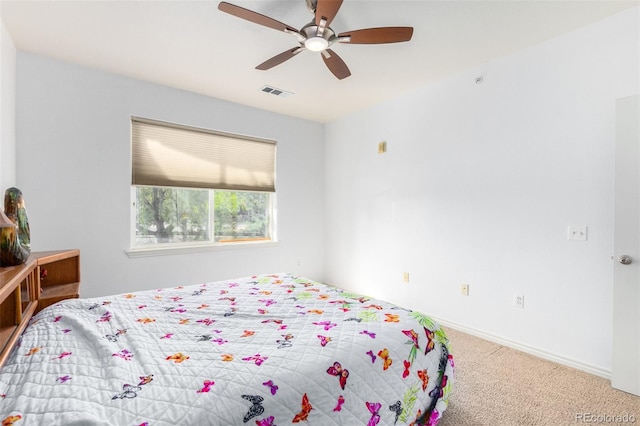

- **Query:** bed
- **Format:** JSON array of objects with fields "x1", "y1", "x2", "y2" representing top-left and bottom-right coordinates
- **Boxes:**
[{"x1": 0, "y1": 273, "x2": 453, "y2": 425}]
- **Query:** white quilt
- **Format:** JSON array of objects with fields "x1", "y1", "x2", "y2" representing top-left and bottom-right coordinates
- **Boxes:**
[{"x1": 0, "y1": 273, "x2": 453, "y2": 425}]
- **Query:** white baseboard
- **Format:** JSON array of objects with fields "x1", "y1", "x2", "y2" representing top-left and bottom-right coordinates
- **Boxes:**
[{"x1": 431, "y1": 316, "x2": 611, "y2": 380}]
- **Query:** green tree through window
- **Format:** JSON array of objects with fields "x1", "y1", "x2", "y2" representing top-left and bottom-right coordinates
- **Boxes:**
[{"x1": 135, "y1": 187, "x2": 272, "y2": 247}]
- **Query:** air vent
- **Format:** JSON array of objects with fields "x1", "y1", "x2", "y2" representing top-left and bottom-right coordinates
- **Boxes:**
[{"x1": 260, "y1": 85, "x2": 294, "y2": 98}]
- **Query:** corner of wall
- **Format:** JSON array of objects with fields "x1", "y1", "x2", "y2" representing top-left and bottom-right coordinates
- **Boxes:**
[{"x1": 0, "y1": 16, "x2": 17, "y2": 192}]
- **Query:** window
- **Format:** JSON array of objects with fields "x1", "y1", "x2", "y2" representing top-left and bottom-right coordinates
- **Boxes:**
[{"x1": 130, "y1": 117, "x2": 276, "y2": 251}]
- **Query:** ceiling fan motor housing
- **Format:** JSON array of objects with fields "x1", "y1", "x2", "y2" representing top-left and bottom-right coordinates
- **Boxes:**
[{"x1": 301, "y1": 21, "x2": 335, "y2": 51}]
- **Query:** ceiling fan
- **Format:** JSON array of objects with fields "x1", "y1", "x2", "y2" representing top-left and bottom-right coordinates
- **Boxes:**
[{"x1": 218, "y1": 0, "x2": 414, "y2": 80}]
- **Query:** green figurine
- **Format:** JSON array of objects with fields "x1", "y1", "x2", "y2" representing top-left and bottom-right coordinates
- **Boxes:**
[{"x1": 0, "y1": 187, "x2": 31, "y2": 266}]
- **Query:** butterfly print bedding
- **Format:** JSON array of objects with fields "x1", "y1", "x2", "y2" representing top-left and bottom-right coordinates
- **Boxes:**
[{"x1": 0, "y1": 273, "x2": 453, "y2": 425}]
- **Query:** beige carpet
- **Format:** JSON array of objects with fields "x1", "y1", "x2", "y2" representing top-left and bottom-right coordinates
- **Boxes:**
[{"x1": 439, "y1": 327, "x2": 639, "y2": 426}]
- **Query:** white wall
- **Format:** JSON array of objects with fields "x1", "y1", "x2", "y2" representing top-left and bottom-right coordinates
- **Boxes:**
[
  {"x1": 15, "y1": 53, "x2": 325, "y2": 298},
  {"x1": 324, "y1": 7, "x2": 639, "y2": 373},
  {"x1": 0, "y1": 16, "x2": 16, "y2": 190}
]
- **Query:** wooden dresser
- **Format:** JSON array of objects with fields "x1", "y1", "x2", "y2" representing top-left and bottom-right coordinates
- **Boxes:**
[{"x1": 0, "y1": 249, "x2": 80, "y2": 367}]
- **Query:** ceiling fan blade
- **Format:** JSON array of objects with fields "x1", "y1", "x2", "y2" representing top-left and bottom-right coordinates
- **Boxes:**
[
  {"x1": 315, "y1": 0, "x2": 343, "y2": 27},
  {"x1": 321, "y1": 49, "x2": 351, "y2": 80},
  {"x1": 256, "y1": 47, "x2": 304, "y2": 71},
  {"x1": 218, "y1": 2, "x2": 298, "y2": 33},
  {"x1": 338, "y1": 27, "x2": 414, "y2": 44}
]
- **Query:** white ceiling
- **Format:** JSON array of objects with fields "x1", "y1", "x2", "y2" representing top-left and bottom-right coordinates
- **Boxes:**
[{"x1": 1, "y1": 0, "x2": 637, "y2": 123}]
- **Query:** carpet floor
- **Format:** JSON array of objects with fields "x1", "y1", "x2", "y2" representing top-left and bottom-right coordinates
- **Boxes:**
[{"x1": 439, "y1": 327, "x2": 639, "y2": 426}]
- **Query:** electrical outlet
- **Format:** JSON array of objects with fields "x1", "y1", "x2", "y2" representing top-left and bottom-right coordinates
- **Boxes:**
[
  {"x1": 402, "y1": 272, "x2": 409, "y2": 283},
  {"x1": 460, "y1": 284, "x2": 469, "y2": 296},
  {"x1": 514, "y1": 294, "x2": 525, "y2": 308},
  {"x1": 567, "y1": 225, "x2": 587, "y2": 241}
]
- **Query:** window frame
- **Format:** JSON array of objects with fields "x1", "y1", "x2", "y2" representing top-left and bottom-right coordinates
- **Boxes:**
[
  {"x1": 127, "y1": 187, "x2": 278, "y2": 258},
  {"x1": 128, "y1": 117, "x2": 278, "y2": 257}
]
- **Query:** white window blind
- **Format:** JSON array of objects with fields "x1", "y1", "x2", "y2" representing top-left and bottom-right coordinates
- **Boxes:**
[{"x1": 131, "y1": 117, "x2": 276, "y2": 192}]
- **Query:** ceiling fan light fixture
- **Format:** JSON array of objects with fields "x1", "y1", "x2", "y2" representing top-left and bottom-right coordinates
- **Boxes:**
[{"x1": 305, "y1": 36, "x2": 329, "y2": 52}]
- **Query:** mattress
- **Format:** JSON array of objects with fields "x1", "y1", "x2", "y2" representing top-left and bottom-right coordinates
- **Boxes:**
[{"x1": 0, "y1": 273, "x2": 453, "y2": 425}]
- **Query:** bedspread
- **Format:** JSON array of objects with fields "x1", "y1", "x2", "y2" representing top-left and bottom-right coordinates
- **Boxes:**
[{"x1": 0, "y1": 273, "x2": 453, "y2": 425}]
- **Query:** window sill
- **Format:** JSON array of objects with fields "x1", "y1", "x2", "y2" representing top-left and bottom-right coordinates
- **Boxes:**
[{"x1": 125, "y1": 240, "x2": 279, "y2": 258}]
